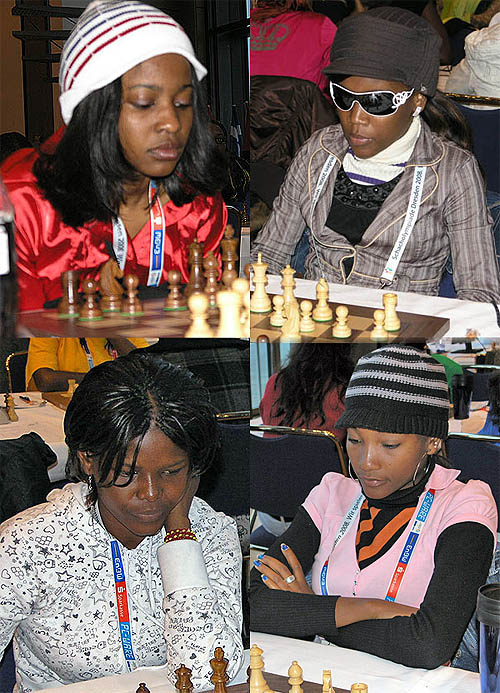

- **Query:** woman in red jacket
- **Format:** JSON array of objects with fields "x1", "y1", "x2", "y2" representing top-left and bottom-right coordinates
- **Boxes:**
[{"x1": 1, "y1": 0, "x2": 227, "y2": 312}]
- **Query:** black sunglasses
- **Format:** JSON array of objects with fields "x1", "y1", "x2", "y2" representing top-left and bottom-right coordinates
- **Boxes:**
[{"x1": 330, "y1": 82, "x2": 415, "y2": 117}]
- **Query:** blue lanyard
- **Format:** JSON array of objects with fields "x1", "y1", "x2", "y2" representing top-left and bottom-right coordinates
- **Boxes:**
[
  {"x1": 111, "y1": 540, "x2": 137, "y2": 671},
  {"x1": 79, "y1": 338, "x2": 94, "y2": 369}
]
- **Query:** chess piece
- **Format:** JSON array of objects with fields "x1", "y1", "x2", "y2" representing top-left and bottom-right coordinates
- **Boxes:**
[
  {"x1": 322, "y1": 670, "x2": 333, "y2": 693},
  {"x1": 332, "y1": 305, "x2": 351, "y2": 338},
  {"x1": 383, "y1": 292, "x2": 401, "y2": 332},
  {"x1": 186, "y1": 293, "x2": 213, "y2": 337},
  {"x1": 78, "y1": 279, "x2": 103, "y2": 321},
  {"x1": 5, "y1": 394, "x2": 18, "y2": 422},
  {"x1": 58, "y1": 270, "x2": 80, "y2": 318},
  {"x1": 350, "y1": 685, "x2": 368, "y2": 692},
  {"x1": 99, "y1": 258, "x2": 123, "y2": 312},
  {"x1": 312, "y1": 278, "x2": 333, "y2": 322},
  {"x1": 136, "y1": 684, "x2": 151, "y2": 693},
  {"x1": 299, "y1": 300, "x2": 315, "y2": 333},
  {"x1": 185, "y1": 239, "x2": 205, "y2": 298},
  {"x1": 221, "y1": 225, "x2": 239, "y2": 288},
  {"x1": 250, "y1": 253, "x2": 272, "y2": 313},
  {"x1": 203, "y1": 251, "x2": 220, "y2": 314},
  {"x1": 270, "y1": 295, "x2": 286, "y2": 327},
  {"x1": 216, "y1": 290, "x2": 242, "y2": 338},
  {"x1": 256, "y1": 335, "x2": 270, "y2": 343},
  {"x1": 288, "y1": 661, "x2": 304, "y2": 693},
  {"x1": 164, "y1": 269, "x2": 187, "y2": 311},
  {"x1": 175, "y1": 664, "x2": 193, "y2": 693},
  {"x1": 121, "y1": 274, "x2": 144, "y2": 316},
  {"x1": 281, "y1": 265, "x2": 298, "y2": 314},
  {"x1": 210, "y1": 647, "x2": 229, "y2": 693},
  {"x1": 370, "y1": 309, "x2": 388, "y2": 341},
  {"x1": 67, "y1": 379, "x2": 77, "y2": 395},
  {"x1": 280, "y1": 299, "x2": 301, "y2": 342},
  {"x1": 232, "y1": 277, "x2": 250, "y2": 336},
  {"x1": 249, "y1": 644, "x2": 271, "y2": 693}
]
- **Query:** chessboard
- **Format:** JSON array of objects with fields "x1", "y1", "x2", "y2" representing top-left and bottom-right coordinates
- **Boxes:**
[
  {"x1": 263, "y1": 672, "x2": 350, "y2": 693},
  {"x1": 251, "y1": 297, "x2": 449, "y2": 343}
]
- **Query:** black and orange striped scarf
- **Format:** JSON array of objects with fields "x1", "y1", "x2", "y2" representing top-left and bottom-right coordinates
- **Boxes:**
[{"x1": 355, "y1": 461, "x2": 434, "y2": 571}]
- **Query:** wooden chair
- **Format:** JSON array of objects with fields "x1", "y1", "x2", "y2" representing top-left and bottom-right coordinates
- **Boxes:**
[
  {"x1": 250, "y1": 424, "x2": 347, "y2": 548},
  {"x1": 5, "y1": 350, "x2": 28, "y2": 392}
]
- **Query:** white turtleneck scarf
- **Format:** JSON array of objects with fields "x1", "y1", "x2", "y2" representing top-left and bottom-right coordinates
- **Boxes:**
[{"x1": 342, "y1": 116, "x2": 422, "y2": 186}]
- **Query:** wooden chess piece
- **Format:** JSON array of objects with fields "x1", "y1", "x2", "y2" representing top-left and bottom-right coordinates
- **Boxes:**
[
  {"x1": 370, "y1": 309, "x2": 388, "y2": 341},
  {"x1": 280, "y1": 300, "x2": 301, "y2": 342},
  {"x1": 256, "y1": 335, "x2": 270, "y2": 343},
  {"x1": 299, "y1": 300, "x2": 315, "y2": 333},
  {"x1": 281, "y1": 265, "x2": 298, "y2": 314},
  {"x1": 5, "y1": 394, "x2": 18, "y2": 422},
  {"x1": 78, "y1": 279, "x2": 103, "y2": 321},
  {"x1": 332, "y1": 305, "x2": 351, "y2": 338},
  {"x1": 383, "y1": 292, "x2": 401, "y2": 332},
  {"x1": 216, "y1": 290, "x2": 242, "y2": 338},
  {"x1": 249, "y1": 644, "x2": 271, "y2": 693},
  {"x1": 288, "y1": 661, "x2": 304, "y2": 693},
  {"x1": 350, "y1": 685, "x2": 368, "y2": 692},
  {"x1": 136, "y1": 684, "x2": 151, "y2": 693},
  {"x1": 204, "y1": 251, "x2": 220, "y2": 315},
  {"x1": 312, "y1": 278, "x2": 333, "y2": 322},
  {"x1": 67, "y1": 379, "x2": 77, "y2": 395},
  {"x1": 270, "y1": 295, "x2": 286, "y2": 327},
  {"x1": 322, "y1": 670, "x2": 333, "y2": 693},
  {"x1": 175, "y1": 664, "x2": 193, "y2": 693},
  {"x1": 99, "y1": 258, "x2": 123, "y2": 312},
  {"x1": 186, "y1": 293, "x2": 213, "y2": 337},
  {"x1": 185, "y1": 239, "x2": 205, "y2": 298},
  {"x1": 120, "y1": 274, "x2": 144, "y2": 316},
  {"x1": 221, "y1": 225, "x2": 239, "y2": 288},
  {"x1": 250, "y1": 253, "x2": 272, "y2": 313},
  {"x1": 58, "y1": 270, "x2": 81, "y2": 318},
  {"x1": 164, "y1": 269, "x2": 187, "y2": 311},
  {"x1": 232, "y1": 277, "x2": 250, "y2": 336},
  {"x1": 210, "y1": 647, "x2": 229, "y2": 693}
]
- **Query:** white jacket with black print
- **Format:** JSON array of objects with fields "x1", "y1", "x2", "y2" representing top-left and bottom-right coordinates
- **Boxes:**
[
  {"x1": 252, "y1": 120, "x2": 500, "y2": 302},
  {"x1": 0, "y1": 483, "x2": 243, "y2": 692}
]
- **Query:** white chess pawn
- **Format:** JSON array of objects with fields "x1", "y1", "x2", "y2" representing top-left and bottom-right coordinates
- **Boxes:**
[
  {"x1": 216, "y1": 290, "x2": 242, "y2": 338},
  {"x1": 383, "y1": 292, "x2": 401, "y2": 332},
  {"x1": 370, "y1": 309, "x2": 388, "y2": 342},
  {"x1": 299, "y1": 300, "x2": 315, "y2": 333},
  {"x1": 186, "y1": 293, "x2": 213, "y2": 338},
  {"x1": 250, "y1": 252, "x2": 272, "y2": 313},
  {"x1": 270, "y1": 295, "x2": 286, "y2": 327},
  {"x1": 312, "y1": 278, "x2": 333, "y2": 322},
  {"x1": 332, "y1": 305, "x2": 351, "y2": 338},
  {"x1": 288, "y1": 661, "x2": 304, "y2": 693}
]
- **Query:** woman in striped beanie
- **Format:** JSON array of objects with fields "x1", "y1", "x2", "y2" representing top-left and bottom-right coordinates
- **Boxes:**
[
  {"x1": 1, "y1": 0, "x2": 228, "y2": 311},
  {"x1": 251, "y1": 344, "x2": 497, "y2": 671}
]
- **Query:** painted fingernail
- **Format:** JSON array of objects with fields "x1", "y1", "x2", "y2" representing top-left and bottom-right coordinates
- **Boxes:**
[
  {"x1": 257, "y1": 554, "x2": 265, "y2": 559},
  {"x1": 261, "y1": 575, "x2": 268, "y2": 581},
  {"x1": 253, "y1": 560, "x2": 261, "y2": 567},
  {"x1": 281, "y1": 543, "x2": 289, "y2": 551}
]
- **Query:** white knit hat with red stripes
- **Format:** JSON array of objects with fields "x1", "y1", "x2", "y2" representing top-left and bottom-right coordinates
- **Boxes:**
[{"x1": 59, "y1": 0, "x2": 207, "y2": 124}]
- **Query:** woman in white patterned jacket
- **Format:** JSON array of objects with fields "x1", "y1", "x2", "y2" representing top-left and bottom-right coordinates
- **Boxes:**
[
  {"x1": 0, "y1": 353, "x2": 243, "y2": 692},
  {"x1": 251, "y1": 7, "x2": 500, "y2": 302}
]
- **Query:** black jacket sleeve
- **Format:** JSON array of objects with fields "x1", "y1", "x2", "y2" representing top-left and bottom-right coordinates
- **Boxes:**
[{"x1": 250, "y1": 508, "x2": 494, "y2": 669}]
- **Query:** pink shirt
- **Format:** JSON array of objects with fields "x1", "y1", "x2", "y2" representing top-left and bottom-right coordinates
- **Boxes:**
[
  {"x1": 250, "y1": 10, "x2": 337, "y2": 94},
  {"x1": 303, "y1": 466, "x2": 497, "y2": 608}
]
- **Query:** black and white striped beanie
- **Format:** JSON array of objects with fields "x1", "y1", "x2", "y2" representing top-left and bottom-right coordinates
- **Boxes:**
[
  {"x1": 59, "y1": 0, "x2": 206, "y2": 125},
  {"x1": 336, "y1": 345, "x2": 449, "y2": 439}
]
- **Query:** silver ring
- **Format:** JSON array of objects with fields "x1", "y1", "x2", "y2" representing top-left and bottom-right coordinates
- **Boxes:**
[{"x1": 285, "y1": 575, "x2": 296, "y2": 584}]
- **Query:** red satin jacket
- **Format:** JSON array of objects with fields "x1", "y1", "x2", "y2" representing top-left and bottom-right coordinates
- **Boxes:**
[{"x1": 1, "y1": 142, "x2": 227, "y2": 312}]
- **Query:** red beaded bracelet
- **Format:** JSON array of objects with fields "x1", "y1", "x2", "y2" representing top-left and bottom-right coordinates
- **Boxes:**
[{"x1": 164, "y1": 528, "x2": 197, "y2": 543}]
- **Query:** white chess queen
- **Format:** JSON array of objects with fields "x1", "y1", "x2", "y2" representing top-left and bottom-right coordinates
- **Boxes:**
[
  {"x1": 0, "y1": 353, "x2": 243, "y2": 690},
  {"x1": 251, "y1": 345, "x2": 497, "y2": 670}
]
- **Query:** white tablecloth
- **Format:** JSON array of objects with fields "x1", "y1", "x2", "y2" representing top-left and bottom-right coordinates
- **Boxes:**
[
  {"x1": 41, "y1": 650, "x2": 250, "y2": 692},
  {"x1": 0, "y1": 396, "x2": 67, "y2": 481},
  {"x1": 260, "y1": 275, "x2": 500, "y2": 338},
  {"x1": 251, "y1": 632, "x2": 480, "y2": 693}
]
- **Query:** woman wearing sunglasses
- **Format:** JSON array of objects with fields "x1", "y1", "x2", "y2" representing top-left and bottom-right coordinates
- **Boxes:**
[
  {"x1": 250, "y1": 345, "x2": 497, "y2": 670},
  {"x1": 251, "y1": 7, "x2": 500, "y2": 301}
]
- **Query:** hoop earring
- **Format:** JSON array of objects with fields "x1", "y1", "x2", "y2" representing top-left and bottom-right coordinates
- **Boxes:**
[
  {"x1": 412, "y1": 455, "x2": 431, "y2": 485},
  {"x1": 348, "y1": 460, "x2": 357, "y2": 480}
]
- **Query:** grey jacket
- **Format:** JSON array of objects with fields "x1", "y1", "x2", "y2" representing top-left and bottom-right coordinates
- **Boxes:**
[{"x1": 252, "y1": 121, "x2": 500, "y2": 302}]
